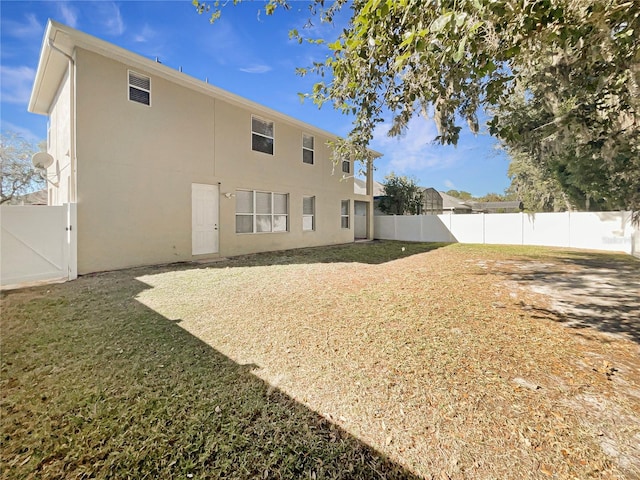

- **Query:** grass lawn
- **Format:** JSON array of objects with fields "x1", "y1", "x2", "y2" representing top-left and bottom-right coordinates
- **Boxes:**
[{"x1": 2, "y1": 241, "x2": 639, "y2": 479}]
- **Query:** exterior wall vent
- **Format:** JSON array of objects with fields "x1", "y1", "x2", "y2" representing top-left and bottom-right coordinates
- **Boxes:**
[{"x1": 128, "y1": 70, "x2": 151, "y2": 106}]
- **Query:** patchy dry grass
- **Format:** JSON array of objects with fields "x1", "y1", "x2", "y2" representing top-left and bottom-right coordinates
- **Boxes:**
[{"x1": 2, "y1": 241, "x2": 639, "y2": 479}]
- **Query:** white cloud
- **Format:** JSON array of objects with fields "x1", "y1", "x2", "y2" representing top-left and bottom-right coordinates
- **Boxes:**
[
  {"x1": 204, "y1": 19, "x2": 239, "y2": 56},
  {"x1": 133, "y1": 24, "x2": 156, "y2": 43},
  {"x1": 370, "y1": 115, "x2": 479, "y2": 187},
  {"x1": 444, "y1": 179, "x2": 456, "y2": 189},
  {"x1": 201, "y1": 19, "x2": 268, "y2": 71},
  {"x1": 127, "y1": 23, "x2": 169, "y2": 62},
  {"x1": 0, "y1": 65, "x2": 36, "y2": 105},
  {"x1": 99, "y1": 2, "x2": 125, "y2": 36},
  {"x1": 2, "y1": 13, "x2": 42, "y2": 39},
  {"x1": 239, "y1": 64, "x2": 272, "y2": 74},
  {"x1": 57, "y1": 3, "x2": 78, "y2": 28},
  {"x1": 372, "y1": 116, "x2": 447, "y2": 171}
]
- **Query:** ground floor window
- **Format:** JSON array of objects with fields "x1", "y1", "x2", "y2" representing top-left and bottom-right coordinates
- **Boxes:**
[
  {"x1": 236, "y1": 190, "x2": 288, "y2": 233},
  {"x1": 341, "y1": 200, "x2": 350, "y2": 229},
  {"x1": 303, "y1": 196, "x2": 315, "y2": 231}
]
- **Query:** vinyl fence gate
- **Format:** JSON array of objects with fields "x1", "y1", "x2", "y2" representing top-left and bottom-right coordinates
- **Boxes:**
[{"x1": 1, "y1": 204, "x2": 77, "y2": 289}]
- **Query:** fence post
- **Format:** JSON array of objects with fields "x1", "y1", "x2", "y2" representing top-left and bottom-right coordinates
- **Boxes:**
[
  {"x1": 67, "y1": 203, "x2": 78, "y2": 280},
  {"x1": 482, "y1": 212, "x2": 486, "y2": 244}
]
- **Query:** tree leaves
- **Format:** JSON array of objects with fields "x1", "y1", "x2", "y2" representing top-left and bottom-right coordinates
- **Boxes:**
[
  {"x1": 0, "y1": 132, "x2": 44, "y2": 205},
  {"x1": 431, "y1": 12, "x2": 454, "y2": 33},
  {"x1": 194, "y1": 0, "x2": 640, "y2": 214},
  {"x1": 379, "y1": 173, "x2": 423, "y2": 215}
]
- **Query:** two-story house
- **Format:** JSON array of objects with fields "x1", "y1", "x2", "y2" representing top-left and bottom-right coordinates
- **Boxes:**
[{"x1": 29, "y1": 21, "x2": 375, "y2": 275}]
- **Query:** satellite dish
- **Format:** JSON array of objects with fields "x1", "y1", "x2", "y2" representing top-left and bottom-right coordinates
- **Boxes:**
[{"x1": 32, "y1": 152, "x2": 54, "y2": 170}]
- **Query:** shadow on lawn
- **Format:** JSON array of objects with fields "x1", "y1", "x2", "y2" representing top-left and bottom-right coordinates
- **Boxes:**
[
  {"x1": 204, "y1": 240, "x2": 450, "y2": 267},
  {"x1": 491, "y1": 252, "x2": 640, "y2": 344},
  {"x1": 1, "y1": 274, "x2": 421, "y2": 479}
]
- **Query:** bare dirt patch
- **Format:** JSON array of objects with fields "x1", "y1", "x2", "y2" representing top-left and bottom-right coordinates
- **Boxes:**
[
  {"x1": 475, "y1": 248, "x2": 640, "y2": 478},
  {"x1": 2, "y1": 242, "x2": 639, "y2": 479}
]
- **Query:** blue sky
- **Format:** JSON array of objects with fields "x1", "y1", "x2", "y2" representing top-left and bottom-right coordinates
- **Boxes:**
[{"x1": 1, "y1": 0, "x2": 512, "y2": 196}]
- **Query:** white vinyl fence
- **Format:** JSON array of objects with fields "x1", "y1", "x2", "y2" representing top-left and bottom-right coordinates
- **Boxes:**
[
  {"x1": 1, "y1": 204, "x2": 77, "y2": 289},
  {"x1": 375, "y1": 211, "x2": 638, "y2": 256}
]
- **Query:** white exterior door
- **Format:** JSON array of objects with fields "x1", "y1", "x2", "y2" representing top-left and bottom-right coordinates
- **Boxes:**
[
  {"x1": 192, "y1": 183, "x2": 219, "y2": 255},
  {"x1": 354, "y1": 201, "x2": 368, "y2": 239}
]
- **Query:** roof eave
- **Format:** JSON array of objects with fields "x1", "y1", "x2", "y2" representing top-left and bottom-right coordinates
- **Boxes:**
[
  {"x1": 28, "y1": 20, "x2": 56, "y2": 114},
  {"x1": 27, "y1": 20, "x2": 384, "y2": 160}
]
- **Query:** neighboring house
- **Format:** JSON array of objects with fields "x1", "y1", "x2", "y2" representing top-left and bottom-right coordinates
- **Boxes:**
[
  {"x1": 417, "y1": 189, "x2": 472, "y2": 215},
  {"x1": 29, "y1": 21, "x2": 376, "y2": 275},
  {"x1": 370, "y1": 183, "x2": 477, "y2": 216},
  {"x1": 468, "y1": 200, "x2": 523, "y2": 213},
  {"x1": 438, "y1": 191, "x2": 473, "y2": 214},
  {"x1": 419, "y1": 187, "x2": 444, "y2": 214},
  {"x1": 368, "y1": 184, "x2": 519, "y2": 216},
  {"x1": 369, "y1": 184, "x2": 472, "y2": 216}
]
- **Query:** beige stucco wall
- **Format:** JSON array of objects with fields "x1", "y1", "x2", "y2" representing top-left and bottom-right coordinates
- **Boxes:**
[
  {"x1": 47, "y1": 65, "x2": 72, "y2": 205},
  {"x1": 74, "y1": 48, "x2": 364, "y2": 274}
]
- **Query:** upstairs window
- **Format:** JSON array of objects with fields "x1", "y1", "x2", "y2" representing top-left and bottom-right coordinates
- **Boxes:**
[
  {"x1": 302, "y1": 134, "x2": 314, "y2": 164},
  {"x1": 128, "y1": 70, "x2": 151, "y2": 106},
  {"x1": 342, "y1": 160, "x2": 350, "y2": 174},
  {"x1": 252, "y1": 116, "x2": 274, "y2": 155}
]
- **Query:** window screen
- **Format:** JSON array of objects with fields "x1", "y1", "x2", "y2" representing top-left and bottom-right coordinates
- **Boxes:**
[
  {"x1": 303, "y1": 134, "x2": 314, "y2": 164},
  {"x1": 235, "y1": 190, "x2": 288, "y2": 233},
  {"x1": 303, "y1": 196, "x2": 315, "y2": 231},
  {"x1": 235, "y1": 190, "x2": 254, "y2": 233},
  {"x1": 341, "y1": 200, "x2": 350, "y2": 229},
  {"x1": 252, "y1": 116, "x2": 274, "y2": 155}
]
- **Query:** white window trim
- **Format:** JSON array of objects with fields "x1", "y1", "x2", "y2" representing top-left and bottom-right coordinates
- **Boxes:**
[
  {"x1": 302, "y1": 133, "x2": 314, "y2": 165},
  {"x1": 236, "y1": 189, "x2": 288, "y2": 234},
  {"x1": 128, "y1": 70, "x2": 151, "y2": 107},
  {"x1": 251, "y1": 115, "x2": 275, "y2": 155},
  {"x1": 303, "y1": 196, "x2": 315, "y2": 231},
  {"x1": 341, "y1": 200, "x2": 350, "y2": 229}
]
